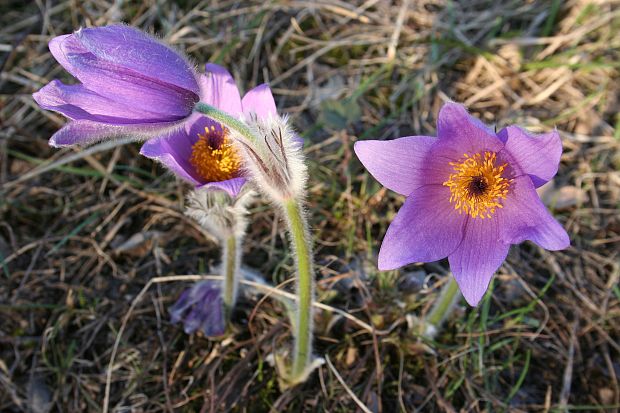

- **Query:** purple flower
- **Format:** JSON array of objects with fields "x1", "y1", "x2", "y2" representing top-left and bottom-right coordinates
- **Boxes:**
[
  {"x1": 33, "y1": 25, "x2": 200, "y2": 147},
  {"x1": 354, "y1": 103, "x2": 569, "y2": 306},
  {"x1": 139, "y1": 64, "x2": 279, "y2": 197},
  {"x1": 169, "y1": 281, "x2": 225, "y2": 337}
]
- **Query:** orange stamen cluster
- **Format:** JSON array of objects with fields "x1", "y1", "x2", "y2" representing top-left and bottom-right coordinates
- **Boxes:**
[
  {"x1": 442, "y1": 151, "x2": 512, "y2": 219},
  {"x1": 189, "y1": 126, "x2": 241, "y2": 183}
]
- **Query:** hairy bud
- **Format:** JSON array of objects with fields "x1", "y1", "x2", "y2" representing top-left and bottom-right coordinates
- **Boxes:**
[
  {"x1": 185, "y1": 186, "x2": 254, "y2": 241},
  {"x1": 233, "y1": 115, "x2": 307, "y2": 203}
]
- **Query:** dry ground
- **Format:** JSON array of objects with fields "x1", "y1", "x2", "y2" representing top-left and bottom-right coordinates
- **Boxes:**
[{"x1": 1, "y1": 0, "x2": 619, "y2": 412}]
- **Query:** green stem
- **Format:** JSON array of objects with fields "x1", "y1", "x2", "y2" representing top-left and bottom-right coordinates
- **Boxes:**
[
  {"x1": 284, "y1": 199, "x2": 314, "y2": 380},
  {"x1": 222, "y1": 235, "x2": 239, "y2": 323},
  {"x1": 194, "y1": 102, "x2": 258, "y2": 145},
  {"x1": 195, "y1": 101, "x2": 315, "y2": 381},
  {"x1": 426, "y1": 276, "x2": 460, "y2": 329}
]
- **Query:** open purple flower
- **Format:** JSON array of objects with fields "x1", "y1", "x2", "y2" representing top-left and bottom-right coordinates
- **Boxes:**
[
  {"x1": 139, "y1": 64, "x2": 279, "y2": 197},
  {"x1": 354, "y1": 103, "x2": 569, "y2": 306},
  {"x1": 170, "y1": 281, "x2": 225, "y2": 337},
  {"x1": 33, "y1": 25, "x2": 200, "y2": 147}
]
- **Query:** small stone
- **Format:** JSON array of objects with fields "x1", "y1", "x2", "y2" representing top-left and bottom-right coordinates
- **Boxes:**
[{"x1": 599, "y1": 388, "x2": 614, "y2": 405}]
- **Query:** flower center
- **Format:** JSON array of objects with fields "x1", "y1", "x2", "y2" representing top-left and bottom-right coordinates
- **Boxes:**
[
  {"x1": 442, "y1": 151, "x2": 512, "y2": 219},
  {"x1": 189, "y1": 126, "x2": 241, "y2": 182}
]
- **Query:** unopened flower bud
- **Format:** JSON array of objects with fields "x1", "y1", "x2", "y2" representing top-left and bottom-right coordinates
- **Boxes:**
[
  {"x1": 233, "y1": 114, "x2": 306, "y2": 203},
  {"x1": 185, "y1": 187, "x2": 254, "y2": 241}
]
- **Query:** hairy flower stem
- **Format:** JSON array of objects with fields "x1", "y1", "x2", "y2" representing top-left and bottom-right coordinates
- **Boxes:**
[
  {"x1": 222, "y1": 235, "x2": 240, "y2": 323},
  {"x1": 284, "y1": 199, "x2": 314, "y2": 380},
  {"x1": 194, "y1": 102, "x2": 258, "y2": 146},
  {"x1": 195, "y1": 101, "x2": 316, "y2": 382},
  {"x1": 426, "y1": 277, "x2": 460, "y2": 336}
]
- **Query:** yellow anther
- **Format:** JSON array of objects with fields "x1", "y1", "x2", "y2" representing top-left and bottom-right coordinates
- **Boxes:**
[
  {"x1": 442, "y1": 151, "x2": 512, "y2": 219},
  {"x1": 189, "y1": 127, "x2": 241, "y2": 182}
]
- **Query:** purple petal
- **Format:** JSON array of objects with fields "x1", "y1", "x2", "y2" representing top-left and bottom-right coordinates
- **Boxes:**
[
  {"x1": 199, "y1": 64, "x2": 243, "y2": 118},
  {"x1": 49, "y1": 119, "x2": 183, "y2": 147},
  {"x1": 497, "y1": 176, "x2": 570, "y2": 250},
  {"x1": 75, "y1": 25, "x2": 199, "y2": 93},
  {"x1": 140, "y1": 129, "x2": 201, "y2": 185},
  {"x1": 242, "y1": 84, "x2": 277, "y2": 119},
  {"x1": 498, "y1": 126, "x2": 562, "y2": 188},
  {"x1": 378, "y1": 184, "x2": 467, "y2": 270},
  {"x1": 354, "y1": 136, "x2": 437, "y2": 196},
  {"x1": 185, "y1": 113, "x2": 224, "y2": 146},
  {"x1": 48, "y1": 34, "x2": 87, "y2": 79},
  {"x1": 169, "y1": 289, "x2": 192, "y2": 324},
  {"x1": 181, "y1": 283, "x2": 215, "y2": 334},
  {"x1": 201, "y1": 299, "x2": 225, "y2": 337},
  {"x1": 435, "y1": 102, "x2": 503, "y2": 160},
  {"x1": 448, "y1": 216, "x2": 510, "y2": 306},
  {"x1": 53, "y1": 34, "x2": 197, "y2": 120},
  {"x1": 187, "y1": 285, "x2": 223, "y2": 336},
  {"x1": 199, "y1": 178, "x2": 247, "y2": 198},
  {"x1": 182, "y1": 306, "x2": 203, "y2": 334},
  {"x1": 33, "y1": 80, "x2": 175, "y2": 123}
]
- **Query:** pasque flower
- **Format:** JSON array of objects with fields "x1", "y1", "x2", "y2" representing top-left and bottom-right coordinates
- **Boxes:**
[
  {"x1": 170, "y1": 281, "x2": 225, "y2": 337},
  {"x1": 140, "y1": 64, "x2": 280, "y2": 197},
  {"x1": 33, "y1": 25, "x2": 201, "y2": 147},
  {"x1": 354, "y1": 103, "x2": 569, "y2": 306},
  {"x1": 191, "y1": 70, "x2": 316, "y2": 385}
]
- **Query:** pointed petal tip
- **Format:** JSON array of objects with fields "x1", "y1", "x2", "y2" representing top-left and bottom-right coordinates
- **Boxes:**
[
  {"x1": 48, "y1": 128, "x2": 72, "y2": 148},
  {"x1": 377, "y1": 242, "x2": 397, "y2": 271},
  {"x1": 452, "y1": 273, "x2": 488, "y2": 307},
  {"x1": 376, "y1": 256, "x2": 395, "y2": 272},
  {"x1": 32, "y1": 80, "x2": 61, "y2": 107},
  {"x1": 48, "y1": 138, "x2": 62, "y2": 148},
  {"x1": 448, "y1": 217, "x2": 509, "y2": 308},
  {"x1": 205, "y1": 62, "x2": 229, "y2": 74},
  {"x1": 438, "y1": 101, "x2": 466, "y2": 118},
  {"x1": 377, "y1": 240, "x2": 413, "y2": 271},
  {"x1": 242, "y1": 83, "x2": 277, "y2": 119},
  {"x1": 200, "y1": 63, "x2": 242, "y2": 117},
  {"x1": 352, "y1": 139, "x2": 365, "y2": 154},
  {"x1": 461, "y1": 289, "x2": 483, "y2": 307},
  {"x1": 354, "y1": 136, "x2": 438, "y2": 195},
  {"x1": 498, "y1": 176, "x2": 571, "y2": 251},
  {"x1": 498, "y1": 125, "x2": 563, "y2": 188},
  {"x1": 544, "y1": 228, "x2": 570, "y2": 251}
]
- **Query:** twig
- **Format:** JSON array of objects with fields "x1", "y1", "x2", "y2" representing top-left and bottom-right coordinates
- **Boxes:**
[
  {"x1": 2, "y1": 136, "x2": 142, "y2": 190},
  {"x1": 558, "y1": 321, "x2": 578, "y2": 412},
  {"x1": 325, "y1": 354, "x2": 373, "y2": 413},
  {"x1": 386, "y1": 0, "x2": 410, "y2": 61}
]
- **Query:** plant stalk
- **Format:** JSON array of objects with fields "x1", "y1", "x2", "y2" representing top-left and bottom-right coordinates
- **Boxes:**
[
  {"x1": 222, "y1": 235, "x2": 240, "y2": 323},
  {"x1": 284, "y1": 199, "x2": 314, "y2": 380},
  {"x1": 426, "y1": 276, "x2": 460, "y2": 333}
]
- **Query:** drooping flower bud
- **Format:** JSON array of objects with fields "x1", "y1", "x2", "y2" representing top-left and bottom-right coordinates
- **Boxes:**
[{"x1": 33, "y1": 25, "x2": 201, "y2": 147}]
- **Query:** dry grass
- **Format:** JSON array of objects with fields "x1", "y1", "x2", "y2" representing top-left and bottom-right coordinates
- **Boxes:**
[{"x1": 1, "y1": 0, "x2": 619, "y2": 412}]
